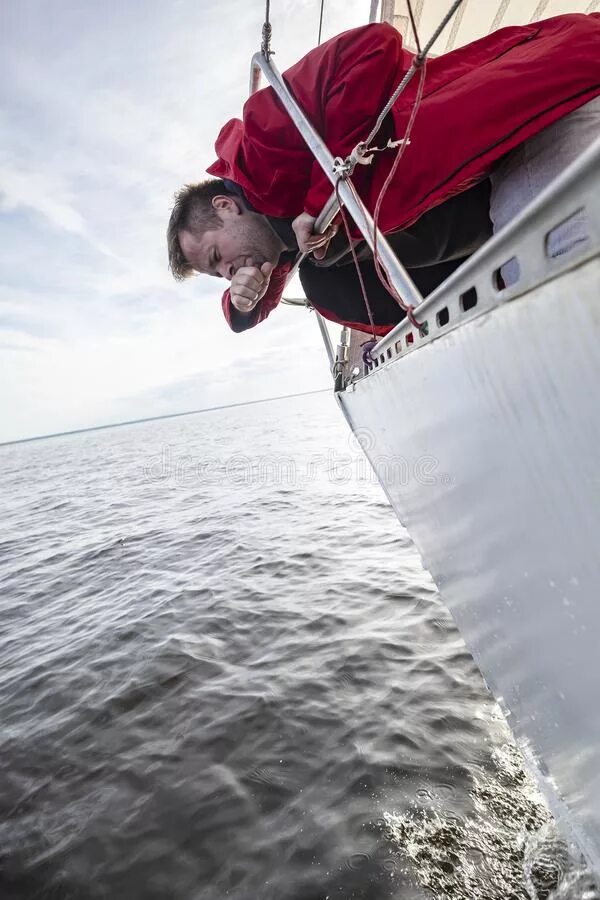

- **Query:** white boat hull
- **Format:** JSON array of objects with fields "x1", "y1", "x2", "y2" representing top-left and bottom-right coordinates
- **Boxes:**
[{"x1": 338, "y1": 143, "x2": 600, "y2": 870}]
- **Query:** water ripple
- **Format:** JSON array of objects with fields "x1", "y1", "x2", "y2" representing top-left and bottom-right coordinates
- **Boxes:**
[{"x1": 0, "y1": 394, "x2": 596, "y2": 899}]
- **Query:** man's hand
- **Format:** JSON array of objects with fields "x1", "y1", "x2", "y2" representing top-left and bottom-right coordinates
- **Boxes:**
[
  {"x1": 292, "y1": 212, "x2": 338, "y2": 260},
  {"x1": 230, "y1": 260, "x2": 274, "y2": 314}
]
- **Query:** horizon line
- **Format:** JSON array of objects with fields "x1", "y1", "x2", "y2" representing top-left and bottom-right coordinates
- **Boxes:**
[{"x1": 0, "y1": 388, "x2": 332, "y2": 448}]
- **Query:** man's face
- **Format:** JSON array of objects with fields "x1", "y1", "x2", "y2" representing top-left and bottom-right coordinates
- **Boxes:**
[{"x1": 179, "y1": 195, "x2": 283, "y2": 281}]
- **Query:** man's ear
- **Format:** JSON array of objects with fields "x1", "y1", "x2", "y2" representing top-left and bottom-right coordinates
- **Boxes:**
[{"x1": 212, "y1": 194, "x2": 241, "y2": 216}]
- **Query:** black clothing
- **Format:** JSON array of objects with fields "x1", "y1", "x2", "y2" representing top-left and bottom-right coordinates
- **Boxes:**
[
  {"x1": 299, "y1": 254, "x2": 468, "y2": 328},
  {"x1": 225, "y1": 177, "x2": 493, "y2": 330},
  {"x1": 298, "y1": 179, "x2": 492, "y2": 328}
]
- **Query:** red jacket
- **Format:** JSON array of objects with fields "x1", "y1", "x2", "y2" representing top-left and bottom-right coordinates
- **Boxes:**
[{"x1": 208, "y1": 14, "x2": 600, "y2": 335}]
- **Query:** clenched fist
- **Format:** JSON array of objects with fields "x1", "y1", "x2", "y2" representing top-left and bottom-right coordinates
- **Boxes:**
[{"x1": 231, "y1": 259, "x2": 274, "y2": 314}]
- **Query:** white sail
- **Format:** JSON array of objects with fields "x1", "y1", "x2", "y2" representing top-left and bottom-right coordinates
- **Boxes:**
[{"x1": 379, "y1": 0, "x2": 599, "y2": 51}]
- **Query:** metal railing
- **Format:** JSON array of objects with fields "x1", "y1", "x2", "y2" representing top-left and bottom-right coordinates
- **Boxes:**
[
  {"x1": 249, "y1": 46, "x2": 600, "y2": 392},
  {"x1": 250, "y1": 52, "x2": 423, "y2": 310},
  {"x1": 366, "y1": 134, "x2": 600, "y2": 373}
]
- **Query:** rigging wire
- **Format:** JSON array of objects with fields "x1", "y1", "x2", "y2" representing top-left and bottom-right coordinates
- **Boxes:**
[
  {"x1": 443, "y1": 0, "x2": 468, "y2": 50},
  {"x1": 406, "y1": 0, "x2": 422, "y2": 55},
  {"x1": 360, "y1": 0, "x2": 464, "y2": 155},
  {"x1": 317, "y1": 0, "x2": 325, "y2": 46},
  {"x1": 335, "y1": 0, "x2": 463, "y2": 337},
  {"x1": 258, "y1": 0, "x2": 466, "y2": 348},
  {"x1": 262, "y1": 0, "x2": 272, "y2": 59},
  {"x1": 332, "y1": 0, "x2": 465, "y2": 337}
]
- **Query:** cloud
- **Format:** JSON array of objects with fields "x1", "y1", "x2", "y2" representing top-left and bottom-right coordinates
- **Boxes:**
[
  {"x1": 0, "y1": 0, "x2": 365, "y2": 442},
  {"x1": 0, "y1": 164, "x2": 86, "y2": 236}
]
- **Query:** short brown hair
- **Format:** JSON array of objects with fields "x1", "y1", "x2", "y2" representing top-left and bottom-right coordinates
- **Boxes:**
[{"x1": 167, "y1": 179, "x2": 231, "y2": 281}]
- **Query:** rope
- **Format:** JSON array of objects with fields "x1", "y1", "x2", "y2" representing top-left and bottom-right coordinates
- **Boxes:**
[
  {"x1": 331, "y1": 58, "x2": 426, "y2": 334},
  {"x1": 333, "y1": 181, "x2": 379, "y2": 364},
  {"x1": 327, "y1": 0, "x2": 466, "y2": 337},
  {"x1": 371, "y1": 57, "x2": 427, "y2": 330},
  {"x1": 334, "y1": 180, "x2": 377, "y2": 339}
]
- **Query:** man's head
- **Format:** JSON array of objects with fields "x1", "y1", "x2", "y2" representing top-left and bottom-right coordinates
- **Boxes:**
[{"x1": 167, "y1": 180, "x2": 284, "y2": 282}]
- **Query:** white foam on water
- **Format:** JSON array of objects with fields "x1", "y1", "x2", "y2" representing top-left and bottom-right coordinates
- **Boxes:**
[{"x1": 381, "y1": 735, "x2": 598, "y2": 900}]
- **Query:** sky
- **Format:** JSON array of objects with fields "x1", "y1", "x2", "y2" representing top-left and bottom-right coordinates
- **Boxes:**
[{"x1": 0, "y1": 0, "x2": 367, "y2": 443}]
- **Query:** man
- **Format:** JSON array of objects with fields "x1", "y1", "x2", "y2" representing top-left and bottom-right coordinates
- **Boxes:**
[{"x1": 167, "y1": 14, "x2": 600, "y2": 337}]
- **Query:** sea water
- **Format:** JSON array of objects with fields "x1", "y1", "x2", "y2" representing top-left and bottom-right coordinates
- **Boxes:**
[{"x1": 0, "y1": 392, "x2": 596, "y2": 899}]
